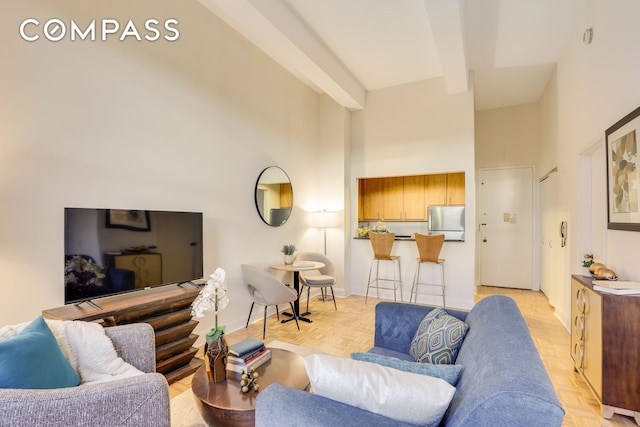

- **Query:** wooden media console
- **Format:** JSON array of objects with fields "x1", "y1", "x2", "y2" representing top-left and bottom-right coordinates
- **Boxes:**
[{"x1": 43, "y1": 283, "x2": 204, "y2": 384}]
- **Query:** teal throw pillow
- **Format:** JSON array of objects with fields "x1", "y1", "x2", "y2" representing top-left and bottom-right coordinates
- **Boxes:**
[
  {"x1": 0, "y1": 316, "x2": 80, "y2": 389},
  {"x1": 351, "y1": 352, "x2": 463, "y2": 385},
  {"x1": 410, "y1": 308, "x2": 469, "y2": 364}
]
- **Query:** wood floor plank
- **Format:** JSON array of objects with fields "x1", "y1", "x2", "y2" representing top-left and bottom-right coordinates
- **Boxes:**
[{"x1": 169, "y1": 288, "x2": 638, "y2": 426}]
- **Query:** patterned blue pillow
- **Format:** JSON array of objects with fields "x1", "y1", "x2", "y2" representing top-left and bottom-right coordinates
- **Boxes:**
[
  {"x1": 409, "y1": 307, "x2": 447, "y2": 359},
  {"x1": 410, "y1": 308, "x2": 469, "y2": 364},
  {"x1": 351, "y1": 352, "x2": 463, "y2": 385}
]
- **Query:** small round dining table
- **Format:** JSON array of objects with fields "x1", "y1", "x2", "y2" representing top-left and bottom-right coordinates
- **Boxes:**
[{"x1": 269, "y1": 261, "x2": 324, "y2": 323}]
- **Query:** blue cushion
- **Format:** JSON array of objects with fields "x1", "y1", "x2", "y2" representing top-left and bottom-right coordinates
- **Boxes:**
[
  {"x1": 0, "y1": 317, "x2": 80, "y2": 389},
  {"x1": 351, "y1": 352, "x2": 463, "y2": 385}
]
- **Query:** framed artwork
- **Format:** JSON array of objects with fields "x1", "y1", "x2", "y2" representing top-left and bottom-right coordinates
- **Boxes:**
[
  {"x1": 106, "y1": 209, "x2": 151, "y2": 231},
  {"x1": 606, "y1": 105, "x2": 640, "y2": 231}
]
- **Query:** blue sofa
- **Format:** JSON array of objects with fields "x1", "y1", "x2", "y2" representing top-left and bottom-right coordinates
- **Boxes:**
[{"x1": 255, "y1": 295, "x2": 564, "y2": 427}]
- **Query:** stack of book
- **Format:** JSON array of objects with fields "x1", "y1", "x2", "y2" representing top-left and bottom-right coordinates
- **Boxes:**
[
  {"x1": 227, "y1": 338, "x2": 272, "y2": 373},
  {"x1": 592, "y1": 279, "x2": 640, "y2": 295}
]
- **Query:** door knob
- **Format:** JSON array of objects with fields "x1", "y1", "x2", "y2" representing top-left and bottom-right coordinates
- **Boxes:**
[{"x1": 483, "y1": 238, "x2": 487, "y2": 243}]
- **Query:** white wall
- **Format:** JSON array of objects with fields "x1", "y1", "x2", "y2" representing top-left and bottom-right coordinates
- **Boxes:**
[
  {"x1": 350, "y1": 78, "x2": 476, "y2": 309},
  {"x1": 539, "y1": 0, "x2": 640, "y2": 327},
  {"x1": 0, "y1": 0, "x2": 341, "y2": 343},
  {"x1": 475, "y1": 103, "x2": 539, "y2": 169}
]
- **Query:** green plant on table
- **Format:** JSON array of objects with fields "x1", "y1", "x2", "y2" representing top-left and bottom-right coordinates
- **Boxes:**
[{"x1": 281, "y1": 243, "x2": 296, "y2": 256}]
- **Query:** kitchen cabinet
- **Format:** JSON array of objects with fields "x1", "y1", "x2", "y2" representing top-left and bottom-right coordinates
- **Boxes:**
[
  {"x1": 425, "y1": 174, "x2": 447, "y2": 208},
  {"x1": 360, "y1": 176, "x2": 425, "y2": 221},
  {"x1": 359, "y1": 172, "x2": 464, "y2": 221},
  {"x1": 382, "y1": 177, "x2": 404, "y2": 220},
  {"x1": 362, "y1": 178, "x2": 383, "y2": 220},
  {"x1": 425, "y1": 173, "x2": 465, "y2": 207},
  {"x1": 447, "y1": 172, "x2": 465, "y2": 205},
  {"x1": 403, "y1": 175, "x2": 426, "y2": 220},
  {"x1": 570, "y1": 275, "x2": 640, "y2": 423}
]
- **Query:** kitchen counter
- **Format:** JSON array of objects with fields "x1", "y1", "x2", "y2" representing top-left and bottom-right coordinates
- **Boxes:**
[
  {"x1": 354, "y1": 235, "x2": 415, "y2": 241},
  {"x1": 351, "y1": 233, "x2": 474, "y2": 309},
  {"x1": 354, "y1": 235, "x2": 464, "y2": 242}
]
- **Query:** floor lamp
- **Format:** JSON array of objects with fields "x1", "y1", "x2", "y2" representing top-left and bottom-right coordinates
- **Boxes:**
[{"x1": 311, "y1": 210, "x2": 339, "y2": 255}]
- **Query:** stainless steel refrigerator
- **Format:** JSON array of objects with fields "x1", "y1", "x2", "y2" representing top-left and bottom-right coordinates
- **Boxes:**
[{"x1": 427, "y1": 205, "x2": 465, "y2": 241}]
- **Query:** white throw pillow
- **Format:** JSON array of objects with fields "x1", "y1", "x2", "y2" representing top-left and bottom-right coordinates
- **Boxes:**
[{"x1": 305, "y1": 353, "x2": 455, "y2": 426}]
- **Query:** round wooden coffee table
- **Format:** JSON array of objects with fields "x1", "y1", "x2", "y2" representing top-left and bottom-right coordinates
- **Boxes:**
[{"x1": 191, "y1": 348, "x2": 310, "y2": 427}]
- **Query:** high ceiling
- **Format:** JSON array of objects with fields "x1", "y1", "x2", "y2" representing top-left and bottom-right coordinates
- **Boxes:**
[{"x1": 198, "y1": 0, "x2": 589, "y2": 111}]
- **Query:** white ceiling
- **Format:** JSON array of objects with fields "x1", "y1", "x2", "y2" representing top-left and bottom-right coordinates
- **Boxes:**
[{"x1": 198, "y1": 0, "x2": 589, "y2": 111}]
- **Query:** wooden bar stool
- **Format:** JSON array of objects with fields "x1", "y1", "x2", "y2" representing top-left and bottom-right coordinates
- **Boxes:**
[
  {"x1": 366, "y1": 232, "x2": 403, "y2": 303},
  {"x1": 410, "y1": 233, "x2": 446, "y2": 306}
]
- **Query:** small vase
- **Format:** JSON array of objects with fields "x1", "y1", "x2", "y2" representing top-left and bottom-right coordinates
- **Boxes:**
[
  {"x1": 284, "y1": 254, "x2": 294, "y2": 265},
  {"x1": 204, "y1": 330, "x2": 228, "y2": 383}
]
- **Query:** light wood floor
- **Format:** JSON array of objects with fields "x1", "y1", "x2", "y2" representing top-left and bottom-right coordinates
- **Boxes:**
[{"x1": 169, "y1": 287, "x2": 637, "y2": 426}]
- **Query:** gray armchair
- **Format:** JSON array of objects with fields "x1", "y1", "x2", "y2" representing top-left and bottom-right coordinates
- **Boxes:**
[{"x1": 0, "y1": 323, "x2": 170, "y2": 427}]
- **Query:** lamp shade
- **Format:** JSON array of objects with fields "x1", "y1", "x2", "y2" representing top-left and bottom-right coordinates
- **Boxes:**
[{"x1": 311, "y1": 210, "x2": 339, "y2": 228}]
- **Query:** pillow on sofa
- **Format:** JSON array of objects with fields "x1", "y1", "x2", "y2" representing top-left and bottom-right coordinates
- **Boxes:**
[
  {"x1": 410, "y1": 308, "x2": 469, "y2": 364},
  {"x1": 305, "y1": 353, "x2": 455, "y2": 426},
  {"x1": 351, "y1": 352, "x2": 463, "y2": 385},
  {"x1": 0, "y1": 316, "x2": 80, "y2": 389}
]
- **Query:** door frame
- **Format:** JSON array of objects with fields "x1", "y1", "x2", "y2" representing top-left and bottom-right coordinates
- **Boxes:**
[
  {"x1": 538, "y1": 168, "x2": 557, "y2": 298},
  {"x1": 475, "y1": 165, "x2": 538, "y2": 291}
]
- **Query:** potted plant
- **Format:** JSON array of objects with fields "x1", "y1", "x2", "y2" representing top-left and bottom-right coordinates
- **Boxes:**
[
  {"x1": 191, "y1": 267, "x2": 229, "y2": 382},
  {"x1": 281, "y1": 243, "x2": 296, "y2": 265}
]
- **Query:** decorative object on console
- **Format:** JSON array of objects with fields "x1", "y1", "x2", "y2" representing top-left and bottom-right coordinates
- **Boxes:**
[
  {"x1": 582, "y1": 253, "x2": 594, "y2": 268},
  {"x1": 192, "y1": 267, "x2": 229, "y2": 383},
  {"x1": 587, "y1": 261, "x2": 617, "y2": 280},
  {"x1": 281, "y1": 243, "x2": 296, "y2": 265}
]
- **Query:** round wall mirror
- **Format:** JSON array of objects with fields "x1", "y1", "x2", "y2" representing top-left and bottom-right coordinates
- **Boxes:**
[{"x1": 254, "y1": 166, "x2": 293, "y2": 226}]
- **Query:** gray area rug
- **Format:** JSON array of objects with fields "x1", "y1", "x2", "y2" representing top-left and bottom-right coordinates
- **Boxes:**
[{"x1": 170, "y1": 340, "x2": 318, "y2": 427}]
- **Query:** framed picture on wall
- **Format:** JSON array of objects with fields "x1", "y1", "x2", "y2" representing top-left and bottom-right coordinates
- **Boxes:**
[
  {"x1": 105, "y1": 209, "x2": 151, "y2": 231},
  {"x1": 606, "y1": 105, "x2": 640, "y2": 231}
]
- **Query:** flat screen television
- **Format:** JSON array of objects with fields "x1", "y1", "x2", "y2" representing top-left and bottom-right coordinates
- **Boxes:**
[{"x1": 64, "y1": 208, "x2": 203, "y2": 304}]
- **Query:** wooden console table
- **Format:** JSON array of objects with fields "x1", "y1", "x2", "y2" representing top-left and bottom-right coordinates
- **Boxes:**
[
  {"x1": 43, "y1": 284, "x2": 203, "y2": 384},
  {"x1": 571, "y1": 274, "x2": 640, "y2": 424}
]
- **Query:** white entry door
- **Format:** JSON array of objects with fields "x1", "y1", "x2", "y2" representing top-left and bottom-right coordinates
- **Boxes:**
[{"x1": 479, "y1": 167, "x2": 534, "y2": 289}]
